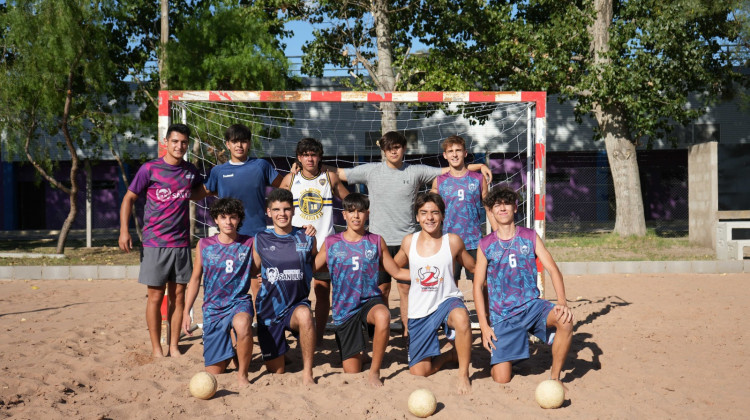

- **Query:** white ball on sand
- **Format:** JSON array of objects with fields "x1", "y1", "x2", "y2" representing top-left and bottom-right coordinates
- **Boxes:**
[
  {"x1": 535, "y1": 379, "x2": 565, "y2": 409},
  {"x1": 189, "y1": 372, "x2": 217, "y2": 400},
  {"x1": 408, "y1": 388, "x2": 437, "y2": 418}
]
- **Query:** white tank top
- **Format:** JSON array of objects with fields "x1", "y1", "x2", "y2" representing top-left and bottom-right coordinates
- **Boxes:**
[
  {"x1": 290, "y1": 170, "x2": 335, "y2": 250},
  {"x1": 408, "y1": 233, "x2": 463, "y2": 319}
]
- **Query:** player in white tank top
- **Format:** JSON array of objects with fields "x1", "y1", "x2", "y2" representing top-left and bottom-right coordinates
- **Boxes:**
[
  {"x1": 290, "y1": 170, "x2": 335, "y2": 248},
  {"x1": 280, "y1": 137, "x2": 351, "y2": 344},
  {"x1": 393, "y1": 192, "x2": 476, "y2": 394},
  {"x1": 407, "y1": 232, "x2": 463, "y2": 318}
]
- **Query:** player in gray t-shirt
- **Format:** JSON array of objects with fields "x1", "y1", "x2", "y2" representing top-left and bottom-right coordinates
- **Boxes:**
[{"x1": 338, "y1": 132, "x2": 490, "y2": 333}]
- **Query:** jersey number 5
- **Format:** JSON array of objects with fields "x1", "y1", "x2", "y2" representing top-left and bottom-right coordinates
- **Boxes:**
[{"x1": 352, "y1": 256, "x2": 360, "y2": 271}]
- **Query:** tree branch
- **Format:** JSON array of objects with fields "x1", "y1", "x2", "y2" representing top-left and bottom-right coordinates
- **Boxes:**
[{"x1": 394, "y1": 46, "x2": 411, "y2": 87}]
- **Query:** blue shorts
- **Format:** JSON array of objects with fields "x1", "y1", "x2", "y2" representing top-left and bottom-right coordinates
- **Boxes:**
[
  {"x1": 202, "y1": 301, "x2": 254, "y2": 367},
  {"x1": 407, "y1": 297, "x2": 467, "y2": 367},
  {"x1": 257, "y1": 301, "x2": 311, "y2": 361},
  {"x1": 490, "y1": 299, "x2": 555, "y2": 365}
]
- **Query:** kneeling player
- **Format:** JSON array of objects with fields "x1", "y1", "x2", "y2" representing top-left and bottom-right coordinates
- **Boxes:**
[
  {"x1": 474, "y1": 187, "x2": 574, "y2": 385},
  {"x1": 183, "y1": 198, "x2": 254, "y2": 386},
  {"x1": 314, "y1": 193, "x2": 409, "y2": 387},
  {"x1": 252, "y1": 188, "x2": 317, "y2": 385},
  {"x1": 395, "y1": 192, "x2": 475, "y2": 395}
]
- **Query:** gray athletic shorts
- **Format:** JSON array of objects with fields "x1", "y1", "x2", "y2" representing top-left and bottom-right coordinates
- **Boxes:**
[{"x1": 138, "y1": 247, "x2": 192, "y2": 287}]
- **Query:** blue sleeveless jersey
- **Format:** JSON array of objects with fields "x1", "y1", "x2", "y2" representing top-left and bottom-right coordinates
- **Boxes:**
[
  {"x1": 478, "y1": 226, "x2": 540, "y2": 324},
  {"x1": 436, "y1": 171, "x2": 484, "y2": 250},
  {"x1": 325, "y1": 232, "x2": 383, "y2": 325},
  {"x1": 254, "y1": 228, "x2": 315, "y2": 325},
  {"x1": 198, "y1": 235, "x2": 254, "y2": 325}
]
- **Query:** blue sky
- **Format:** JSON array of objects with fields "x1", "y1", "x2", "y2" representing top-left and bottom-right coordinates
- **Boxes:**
[{"x1": 283, "y1": 20, "x2": 315, "y2": 57}]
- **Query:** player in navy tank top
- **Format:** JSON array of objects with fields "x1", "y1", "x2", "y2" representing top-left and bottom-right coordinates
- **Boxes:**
[
  {"x1": 251, "y1": 188, "x2": 317, "y2": 386},
  {"x1": 474, "y1": 187, "x2": 574, "y2": 386}
]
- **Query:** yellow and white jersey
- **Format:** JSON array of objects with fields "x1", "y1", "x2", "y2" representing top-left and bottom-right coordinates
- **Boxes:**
[{"x1": 291, "y1": 170, "x2": 335, "y2": 250}]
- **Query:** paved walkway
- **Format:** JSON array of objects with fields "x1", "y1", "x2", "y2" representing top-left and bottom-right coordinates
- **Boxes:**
[{"x1": 1, "y1": 260, "x2": 748, "y2": 280}]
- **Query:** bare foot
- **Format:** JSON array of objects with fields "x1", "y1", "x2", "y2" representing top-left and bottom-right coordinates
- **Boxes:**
[
  {"x1": 237, "y1": 374, "x2": 250, "y2": 387},
  {"x1": 302, "y1": 372, "x2": 316, "y2": 386},
  {"x1": 152, "y1": 346, "x2": 165, "y2": 358},
  {"x1": 367, "y1": 370, "x2": 384, "y2": 387},
  {"x1": 168, "y1": 346, "x2": 182, "y2": 357},
  {"x1": 456, "y1": 375, "x2": 472, "y2": 395}
]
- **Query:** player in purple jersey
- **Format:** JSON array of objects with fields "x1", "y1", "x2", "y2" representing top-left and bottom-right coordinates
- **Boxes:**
[
  {"x1": 313, "y1": 193, "x2": 409, "y2": 387},
  {"x1": 182, "y1": 198, "x2": 254, "y2": 386},
  {"x1": 251, "y1": 188, "x2": 317, "y2": 386},
  {"x1": 432, "y1": 135, "x2": 497, "y2": 282},
  {"x1": 119, "y1": 123, "x2": 206, "y2": 358},
  {"x1": 474, "y1": 187, "x2": 574, "y2": 387}
]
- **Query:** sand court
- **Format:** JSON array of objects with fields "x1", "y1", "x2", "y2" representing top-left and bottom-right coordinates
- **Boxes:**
[{"x1": 0, "y1": 273, "x2": 747, "y2": 418}]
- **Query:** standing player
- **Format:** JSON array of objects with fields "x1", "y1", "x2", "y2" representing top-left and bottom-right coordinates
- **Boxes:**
[
  {"x1": 337, "y1": 131, "x2": 491, "y2": 316},
  {"x1": 313, "y1": 193, "x2": 409, "y2": 387},
  {"x1": 182, "y1": 198, "x2": 254, "y2": 386},
  {"x1": 203, "y1": 124, "x2": 283, "y2": 237},
  {"x1": 394, "y1": 192, "x2": 475, "y2": 395},
  {"x1": 119, "y1": 123, "x2": 205, "y2": 358},
  {"x1": 252, "y1": 188, "x2": 317, "y2": 385},
  {"x1": 280, "y1": 137, "x2": 349, "y2": 343},
  {"x1": 432, "y1": 135, "x2": 497, "y2": 282},
  {"x1": 473, "y1": 187, "x2": 574, "y2": 384}
]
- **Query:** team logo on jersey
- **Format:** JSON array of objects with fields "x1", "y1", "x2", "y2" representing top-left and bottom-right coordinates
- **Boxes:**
[
  {"x1": 238, "y1": 252, "x2": 247, "y2": 261},
  {"x1": 266, "y1": 267, "x2": 279, "y2": 284},
  {"x1": 468, "y1": 182, "x2": 478, "y2": 192},
  {"x1": 155, "y1": 187, "x2": 190, "y2": 201},
  {"x1": 520, "y1": 245, "x2": 530, "y2": 255},
  {"x1": 318, "y1": 178, "x2": 327, "y2": 186},
  {"x1": 365, "y1": 248, "x2": 375, "y2": 260},
  {"x1": 296, "y1": 241, "x2": 310, "y2": 251},
  {"x1": 156, "y1": 188, "x2": 171, "y2": 201},
  {"x1": 299, "y1": 188, "x2": 324, "y2": 220},
  {"x1": 269, "y1": 246, "x2": 276, "y2": 252},
  {"x1": 417, "y1": 265, "x2": 442, "y2": 288}
]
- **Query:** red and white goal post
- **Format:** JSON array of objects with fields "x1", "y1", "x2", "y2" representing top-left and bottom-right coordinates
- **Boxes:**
[{"x1": 157, "y1": 90, "x2": 548, "y2": 296}]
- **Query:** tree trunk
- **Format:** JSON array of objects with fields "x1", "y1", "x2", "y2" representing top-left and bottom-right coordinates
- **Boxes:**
[
  {"x1": 56, "y1": 68, "x2": 82, "y2": 254},
  {"x1": 589, "y1": 0, "x2": 646, "y2": 236},
  {"x1": 371, "y1": 0, "x2": 397, "y2": 135},
  {"x1": 594, "y1": 105, "x2": 647, "y2": 236}
]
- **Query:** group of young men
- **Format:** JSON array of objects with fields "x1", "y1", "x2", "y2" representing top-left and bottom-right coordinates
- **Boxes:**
[{"x1": 119, "y1": 123, "x2": 574, "y2": 394}]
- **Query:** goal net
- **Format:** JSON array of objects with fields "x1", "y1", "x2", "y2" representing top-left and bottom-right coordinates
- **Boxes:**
[{"x1": 157, "y1": 90, "x2": 547, "y2": 248}]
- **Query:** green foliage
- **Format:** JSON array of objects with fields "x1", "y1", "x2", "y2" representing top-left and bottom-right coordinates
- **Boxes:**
[
  {"x1": 0, "y1": 0, "x2": 139, "y2": 167},
  {"x1": 400, "y1": 0, "x2": 741, "y2": 148}
]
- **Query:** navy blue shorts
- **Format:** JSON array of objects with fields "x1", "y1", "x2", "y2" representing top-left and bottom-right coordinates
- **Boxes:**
[
  {"x1": 490, "y1": 299, "x2": 555, "y2": 365},
  {"x1": 202, "y1": 300, "x2": 254, "y2": 366},
  {"x1": 407, "y1": 297, "x2": 467, "y2": 367},
  {"x1": 257, "y1": 301, "x2": 311, "y2": 361}
]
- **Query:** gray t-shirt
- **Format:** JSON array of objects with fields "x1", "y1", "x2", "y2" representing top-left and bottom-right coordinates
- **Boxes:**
[{"x1": 345, "y1": 162, "x2": 441, "y2": 245}]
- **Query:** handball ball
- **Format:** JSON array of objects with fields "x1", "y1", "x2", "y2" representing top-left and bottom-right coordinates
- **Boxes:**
[
  {"x1": 189, "y1": 371, "x2": 217, "y2": 400},
  {"x1": 408, "y1": 388, "x2": 437, "y2": 418},
  {"x1": 535, "y1": 379, "x2": 565, "y2": 409}
]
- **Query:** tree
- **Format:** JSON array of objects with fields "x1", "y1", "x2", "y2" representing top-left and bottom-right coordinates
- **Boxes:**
[
  {"x1": 403, "y1": 0, "x2": 742, "y2": 236},
  {"x1": 1, "y1": 0, "x2": 139, "y2": 253},
  {"x1": 292, "y1": 0, "x2": 419, "y2": 133}
]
